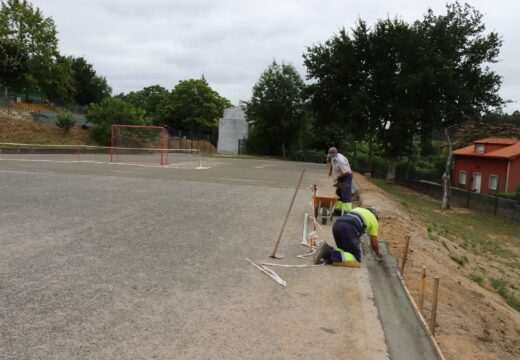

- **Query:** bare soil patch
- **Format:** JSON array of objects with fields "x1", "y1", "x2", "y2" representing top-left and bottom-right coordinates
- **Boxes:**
[
  {"x1": 0, "y1": 113, "x2": 95, "y2": 145},
  {"x1": 355, "y1": 174, "x2": 520, "y2": 360}
]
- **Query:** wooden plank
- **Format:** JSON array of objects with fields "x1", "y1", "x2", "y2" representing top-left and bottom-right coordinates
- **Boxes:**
[
  {"x1": 332, "y1": 261, "x2": 361, "y2": 268},
  {"x1": 397, "y1": 272, "x2": 446, "y2": 360}
]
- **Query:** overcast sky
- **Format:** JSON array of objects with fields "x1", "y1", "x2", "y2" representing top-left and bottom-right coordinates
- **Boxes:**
[{"x1": 31, "y1": 0, "x2": 520, "y2": 112}]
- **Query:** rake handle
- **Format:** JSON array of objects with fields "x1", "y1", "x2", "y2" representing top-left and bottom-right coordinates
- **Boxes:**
[{"x1": 270, "y1": 169, "x2": 305, "y2": 258}]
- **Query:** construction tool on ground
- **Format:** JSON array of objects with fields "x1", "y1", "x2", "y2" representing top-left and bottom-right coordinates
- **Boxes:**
[
  {"x1": 300, "y1": 213, "x2": 309, "y2": 245},
  {"x1": 332, "y1": 261, "x2": 361, "y2": 268},
  {"x1": 261, "y1": 262, "x2": 324, "y2": 268},
  {"x1": 244, "y1": 258, "x2": 286, "y2": 287},
  {"x1": 270, "y1": 169, "x2": 305, "y2": 259},
  {"x1": 312, "y1": 184, "x2": 337, "y2": 225}
]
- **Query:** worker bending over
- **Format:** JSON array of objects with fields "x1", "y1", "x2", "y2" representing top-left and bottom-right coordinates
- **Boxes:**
[
  {"x1": 327, "y1": 147, "x2": 353, "y2": 214},
  {"x1": 314, "y1": 206, "x2": 382, "y2": 264}
]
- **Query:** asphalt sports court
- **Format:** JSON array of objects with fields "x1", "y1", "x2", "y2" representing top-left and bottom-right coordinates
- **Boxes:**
[{"x1": 0, "y1": 154, "x2": 388, "y2": 359}]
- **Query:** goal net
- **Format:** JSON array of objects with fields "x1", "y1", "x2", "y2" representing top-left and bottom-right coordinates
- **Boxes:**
[{"x1": 110, "y1": 125, "x2": 170, "y2": 165}]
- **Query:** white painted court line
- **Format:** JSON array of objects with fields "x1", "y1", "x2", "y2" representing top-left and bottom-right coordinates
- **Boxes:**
[{"x1": 0, "y1": 158, "x2": 211, "y2": 170}]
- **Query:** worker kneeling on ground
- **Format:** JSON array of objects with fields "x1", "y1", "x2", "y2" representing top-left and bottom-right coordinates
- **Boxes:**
[{"x1": 314, "y1": 206, "x2": 382, "y2": 264}]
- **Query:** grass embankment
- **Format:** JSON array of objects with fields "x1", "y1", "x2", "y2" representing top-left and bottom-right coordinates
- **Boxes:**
[
  {"x1": 0, "y1": 115, "x2": 96, "y2": 145},
  {"x1": 372, "y1": 178, "x2": 520, "y2": 311}
]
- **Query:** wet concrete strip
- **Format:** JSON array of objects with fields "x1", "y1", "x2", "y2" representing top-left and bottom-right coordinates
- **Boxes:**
[{"x1": 362, "y1": 239, "x2": 440, "y2": 360}]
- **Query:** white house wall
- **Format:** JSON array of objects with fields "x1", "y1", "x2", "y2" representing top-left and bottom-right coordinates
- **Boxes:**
[{"x1": 217, "y1": 107, "x2": 248, "y2": 154}]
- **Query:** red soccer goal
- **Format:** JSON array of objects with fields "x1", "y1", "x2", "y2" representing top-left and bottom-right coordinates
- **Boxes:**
[{"x1": 110, "y1": 125, "x2": 170, "y2": 165}]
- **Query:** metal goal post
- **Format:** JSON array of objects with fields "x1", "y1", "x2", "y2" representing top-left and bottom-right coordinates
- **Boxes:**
[{"x1": 110, "y1": 124, "x2": 170, "y2": 165}]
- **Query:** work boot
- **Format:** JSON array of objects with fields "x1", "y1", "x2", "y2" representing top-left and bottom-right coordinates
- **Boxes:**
[{"x1": 314, "y1": 242, "x2": 332, "y2": 264}]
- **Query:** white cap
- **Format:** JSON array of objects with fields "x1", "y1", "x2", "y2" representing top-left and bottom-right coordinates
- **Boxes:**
[{"x1": 327, "y1": 147, "x2": 338, "y2": 156}]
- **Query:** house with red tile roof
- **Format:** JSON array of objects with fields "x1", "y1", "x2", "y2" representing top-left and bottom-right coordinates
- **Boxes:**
[{"x1": 453, "y1": 138, "x2": 520, "y2": 195}]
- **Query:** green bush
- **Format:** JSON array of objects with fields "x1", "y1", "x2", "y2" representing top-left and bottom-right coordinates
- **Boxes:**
[
  {"x1": 491, "y1": 191, "x2": 517, "y2": 201},
  {"x1": 245, "y1": 124, "x2": 278, "y2": 156},
  {"x1": 56, "y1": 111, "x2": 75, "y2": 133},
  {"x1": 86, "y1": 97, "x2": 150, "y2": 145},
  {"x1": 289, "y1": 149, "x2": 327, "y2": 163},
  {"x1": 420, "y1": 140, "x2": 440, "y2": 156},
  {"x1": 469, "y1": 273, "x2": 484, "y2": 286},
  {"x1": 350, "y1": 153, "x2": 388, "y2": 177},
  {"x1": 490, "y1": 277, "x2": 520, "y2": 311},
  {"x1": 351, "y1": 153, "x2": 369, "y2": 172}
]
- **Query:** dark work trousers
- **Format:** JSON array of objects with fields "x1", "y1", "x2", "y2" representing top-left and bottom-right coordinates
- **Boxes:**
[
  {"x1": 335, "y1": 173, "x2": 353, "y2": 203},
  {"x1": 330, "y1": 220, "x2": 362, "y2": 262}
]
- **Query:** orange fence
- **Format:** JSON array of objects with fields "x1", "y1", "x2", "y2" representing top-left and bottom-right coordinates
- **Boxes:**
[{"x1": 16, "y1": 102, "x2": 53, "y2": 112}]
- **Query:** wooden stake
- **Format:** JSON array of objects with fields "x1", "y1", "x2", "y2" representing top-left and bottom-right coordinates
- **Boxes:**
[
  {"x1": 430, "y1": 277, "x2": 440, "y2": 335},
  {"x1": 419, "y1": 266, "x2": 426, "y2": 312},
  {"x1": 400, "y1": 234, "x2": 411, "y2": 275}
]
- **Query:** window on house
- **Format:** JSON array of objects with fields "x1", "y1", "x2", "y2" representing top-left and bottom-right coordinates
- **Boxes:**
[
  {"x1": 489, "y1": 175, "x2": 499, "y2": 191},
  {"x1": 475, "y1": 144, "x2": 485, "y2": 153},
  {"x1": 459, "y1": 171, "x2": 467, "y2": 185}
]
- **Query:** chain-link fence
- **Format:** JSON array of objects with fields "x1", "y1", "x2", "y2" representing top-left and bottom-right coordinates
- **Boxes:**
[
  {"x1": 167, "y1": 130, "x2": 216, "y2": 154},
  {"x1": 0, "y1": 89, "x2": 13, "y2": 115},
  {"x1": 30, "y1": 111, "x2": 88, "y2": 127},
  {"x1": 0, "y1": 89, "x2": 51, "y2": 115}
]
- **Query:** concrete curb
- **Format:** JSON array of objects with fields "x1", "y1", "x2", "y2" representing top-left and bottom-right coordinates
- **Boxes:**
[{"x1": 362, "y1": 239, "x2": 442, "y2": 360}]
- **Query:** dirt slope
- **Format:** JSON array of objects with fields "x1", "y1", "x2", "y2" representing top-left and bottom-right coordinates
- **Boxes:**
[
  {"x1": 0, "y1": 113, "x2": 95, "y2": 145},
  {"x1": 356, "y1": 174, "x2": 520, "y2": 360}
]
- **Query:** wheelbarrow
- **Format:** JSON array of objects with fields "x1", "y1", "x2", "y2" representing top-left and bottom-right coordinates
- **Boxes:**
[{"x1": 312, "y1": 185, "x2": 337, "y2": 225}]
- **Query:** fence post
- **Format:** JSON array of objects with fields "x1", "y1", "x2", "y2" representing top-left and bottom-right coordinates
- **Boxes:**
[
  {"x1": 494, "y1": 178, "x2": 500, "y2": 216},
  {"x1": 430, "y1": 277, "x2": 440, "y2": 335},
  {"x1": 419, "y1": 266, "x2": 426, "y2": 312},
  {"x1": 466, "y1": 188, "x2": 471, "y2": 208},
  {"x1": 400, "y1": 235, "x2": 411, "y2": 275}
]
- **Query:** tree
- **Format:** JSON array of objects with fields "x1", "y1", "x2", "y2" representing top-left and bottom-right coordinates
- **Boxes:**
[
  {"x1": 0, "y1": 38, "x2": 28, "y2": 88},
  {"x1": 86, "y1": 97, "x2": 150, "y2": 145},
  {"x1": 126, "y1": 85, "x2": 168, "y2": 124},
  {"x1": 0, "y1": 0, "x2": 60, "y2": 97},
  {"x1": 160, "y1": 78, "x2": 231, "y2": 135},
  {"x1": 70, "y1": 56, "x2": 111, "y2": 106},
  {"x1": 304, "y1": 23, "x2": 371, "y2": 150},
  {"x1": 415, "y1": 2, "x2": 505, "y2": 208},
  {"x1": 482, "y1": 110, "x2": 520, "y2": 126},
  {"x1": 305, "y1": 19, "x2": 422, "y2": 180},
  {"x1": 245, "y1": 61, "x2": 306, "y2": 158},
  {"x1": 368, "y1": 18, "x2": 424, "y2": 182},
  {"x1": 39, "y1": 55, "x2": 74, "y2": 103},
  {"x1": 304, "y1": 2, "x2": 504, "y2": 186}
]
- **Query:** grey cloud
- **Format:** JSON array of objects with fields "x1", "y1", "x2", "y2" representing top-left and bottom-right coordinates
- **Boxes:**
[
  {"x1": 100, "y1": 0, "x2": 218, "y2": 19},
  {"x1": 30, "y1": 0, "x2": 520, "y2": 111}
]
